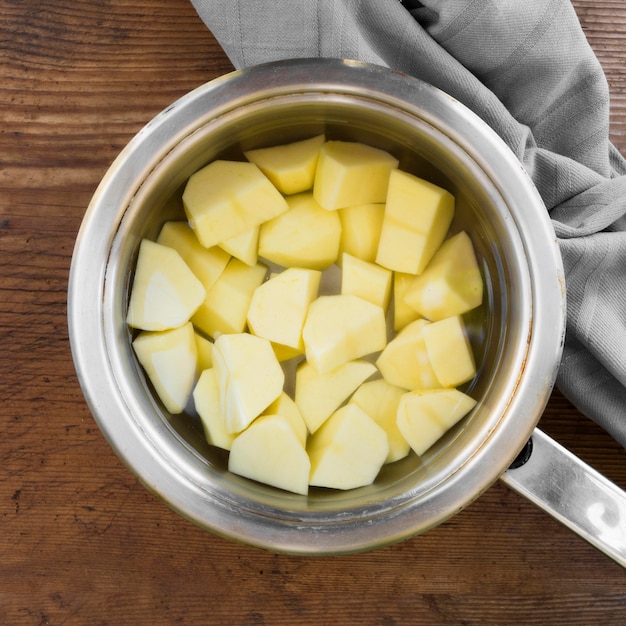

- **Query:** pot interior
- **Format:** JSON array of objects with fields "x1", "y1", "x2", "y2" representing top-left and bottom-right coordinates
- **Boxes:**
[{"x1": 106, "y1": 92, "x2": 529, "y2": 518}]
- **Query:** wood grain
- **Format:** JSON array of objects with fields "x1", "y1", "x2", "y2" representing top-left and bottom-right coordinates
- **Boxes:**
[{"x1": 1, "y1": 1, "x2": 625, "y2": 624}]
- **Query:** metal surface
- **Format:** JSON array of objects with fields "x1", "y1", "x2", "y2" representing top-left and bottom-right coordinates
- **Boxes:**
[
  {"x1": 68, "y1": 58, "x2": 567, "y2": 555},
  {"x1": 502, "y1": 428, "x2": 626, "y2": 568}
]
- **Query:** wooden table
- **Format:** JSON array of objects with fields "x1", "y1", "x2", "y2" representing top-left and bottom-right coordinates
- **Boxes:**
[{"x1": 2, "y1": 1, "x2": 625, "y2": 623}]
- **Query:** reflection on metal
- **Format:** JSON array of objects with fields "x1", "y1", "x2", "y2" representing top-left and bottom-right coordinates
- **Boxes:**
[{"x1": 502, "y1": 428, "x2": 626, "y2": 569}]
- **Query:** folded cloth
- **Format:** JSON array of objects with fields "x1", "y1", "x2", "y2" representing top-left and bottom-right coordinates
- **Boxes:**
[{"x1": 190, "y1": 0, "x2": 626, "y2": 447}]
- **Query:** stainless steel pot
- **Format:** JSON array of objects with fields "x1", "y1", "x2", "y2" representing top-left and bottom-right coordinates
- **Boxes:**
[{"x1": 68, "y1": 59, "x2": 625, "y2": 563}]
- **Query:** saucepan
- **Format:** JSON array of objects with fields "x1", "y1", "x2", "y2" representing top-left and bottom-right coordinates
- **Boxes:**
[{"x1": 67, "y1": 58, "x2": 626, "y2": 564}]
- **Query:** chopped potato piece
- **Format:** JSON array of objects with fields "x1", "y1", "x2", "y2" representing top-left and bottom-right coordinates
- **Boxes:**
[
  {"x1": 258, "y1": 192, "x2": 341, "y2": 270},
  {"x1": 340, "y1": 252, "x2": 392, "y2": 311},
  {"x1": 247, "y1": 267, "x2": 321, "y2": 351},
  {"x1": 218, "y1": 226, "x2": 259, "y2": 267},
  {"x1": 156, "y1": 221, "x2": 230, "y2": 291},
  {"x1": 295, "y1": 359, "x2": 377, "y2": 434},
  {"x1": 132, "y1": 322, "x2": 197, "y2": 414},
  {"x1": 229, "y1": 414, "x2": 310, "y2": 495},
  {"x1": 376, "y1": 169, "x2": 454, "y2": 275},
  {"x1": 193, "y1": 368, "x2": 236, "y2": 451},
  {"x1": 127, "y1": 239, "x2": 206, "y2": 331},
  {"x1": 422, "y1": 315, "x2": 476, "y2": 387},
  {"x1": 183, "y1": 160, "x2": 288, "y2": 248},
  {"x1": 302, "y1": 294, "x2": 387, "y2": 374},
  {"x1": 396, "y1": 388, "x2": 477, "y2": 456},
  {"x1": 308, "y1": 404, "x2": 389, "y2": 490},
  {"x1": 314, "y1": 141, "x2": 399, "y2": 210},
  {"x1": 376, "y1": 318, "x2": 441, "y2": 391},
  {"x1": 403, "y1": 231, "x2": 483, "y2": 321},
  {"x1": 244, "y1": 134, "x2": 325, "y2": 195},
  {"x1": 194, "y1": 332, "x2": 214, "y2": 372},
  {"x1": 338, "y1": 203, "x2": 385, "y2": 262},
  {"x1": 350, "y1": 379, "x2": 410, "y2": 464},
  {"x1": 212, "y1": 333, "x2": 284, "y2": 434},
  {"x1": 393, "y1": 272, "x2": 422, "y2": 332},
  {"x1": 191, "y1": 258, "x2": 267, "y2": 338},
  {"x1": 263, "y1": 392, "x2": 308, "y2": 447}
]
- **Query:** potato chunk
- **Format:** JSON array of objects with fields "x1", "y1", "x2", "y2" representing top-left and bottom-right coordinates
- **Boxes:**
[
  {"x1": 156, "y1": 221, "x2": 230, "y2": 291},
  {"x1": 393, "y1": 272, "x2": 422, "y2": 332},
  {"x1": 350, "y1": 379, "x2": 410, "y2": 464},
  {"x1": 247, "y1": 267, "x2": 321, "y2": 351},
  {"x1": 375, "y1": 319, "x2": 441, "y2": 391},
  {"x1": 338, "y1": 203, "x2": 385, "y2": 262},
  {"x1": 340, "y1": 253, "x2": 392, "y2": 311},
  {"x1": 212, "y1": 333, "x2": 284, "y2": 434},
  {"x1": 182, "y1": 160, "x2": 288, "y2": 248},
  {"x1": 191, "y1": 258, "x2": 267, "y2": 338},
  {"x1": 244, "y1": 134, "x2": 325, "y2": 195},
  {"x1": 302, "y1": 294, "x2": 387, "y2": 374},
  {"x1": 313, "y1": 141, "x2": 399, "y2": 210},
  {"x1": 218, "y1": 226, "x2": 260, "y2": 267},
  {"x1": 396, "y1": 388, "x2": 477, "y2": 456},
  {"x1": 307, "y1": 404, "x2": 389, "y2": 490},
  {"x1": 126, "y1": 239, "x2": 206, "y2": 331},
  {"x1": 376, "y1": 169, "x2": 454, "y2": 274},
  {"x1": 422, "y1": 315, "x2": 476, "y2": 387},
  {"x1": 192, "y1": 368, "x2": 236, "y2": 451},
  {"x1": 258, "y1": 192, "x2": 341, "y2": 270},
  {"x1": 403, "y1": 231, "x2": 483, "y2": 320},
  {"x1": 194, "y1": 332, "x2": 214, "y2": 372},
  {"x1": 295, "y1": 359, "x2": 377, "y2": 434},
  {"x1": 263, "y1": 392, "x2": 309, "y2": 447},
  {"x1": 132, "y1": 322, "x2": 197, "y2": 414},
  {"x1": 229, "y1": 414, "x2": 310, "y2": 495}
]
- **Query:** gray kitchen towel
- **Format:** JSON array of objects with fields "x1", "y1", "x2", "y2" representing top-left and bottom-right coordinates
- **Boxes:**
[{"x1": 190, "y1": 0, "x2": 626, "y2": 447}]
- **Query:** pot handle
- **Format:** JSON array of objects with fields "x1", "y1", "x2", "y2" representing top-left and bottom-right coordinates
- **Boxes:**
[{"x1": 500, "y1": 427, "x2": 626, "y2": 568}]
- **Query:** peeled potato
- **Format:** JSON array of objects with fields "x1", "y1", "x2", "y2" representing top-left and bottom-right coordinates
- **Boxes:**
[
  {"x1": 376, "y1": 169, "x2": 455, "y2": 275},
  {"x1": 132, "y1": 322, "x2": 198, "y2": 414},
  {"x1": 126, "y1": 239, "x2": 206, "y2": 332}
]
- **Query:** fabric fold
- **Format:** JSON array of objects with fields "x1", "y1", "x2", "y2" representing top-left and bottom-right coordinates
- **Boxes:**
[{"x1": 190, "y1": 0, "x2": 626, "y2": 447}]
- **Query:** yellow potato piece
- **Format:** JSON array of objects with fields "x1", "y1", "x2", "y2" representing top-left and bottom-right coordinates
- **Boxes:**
[
  {"x1": 258, "y1": 192, "x2": 341, "y2": 270},
  {"x1": 376, "y1": 169, "x2": 454, "y2": 274},
  {"x1": 422, "y1": 315, "x2": 476, "y2": 387},
  {"x1": 194, "y1": 332, "x2": 214, "y2": 372},
  {"x1": 212, "y1": 333, "x2": 284, "y2": 434},
  {"x1": 244, "y1": 134, "x2": 325, "y2": 195},
  {"x1": 340, "y1": 252, "x2": 392, "y2": 311},
  {"x1": 192, "y1": 368, "x2": 236, "y2": 451},
  {"x1": 229, "y1": 414, "x2": 310, "y2": 495},
  {"x1": 218, "y1": 225, "x2": 259, "y2": 267},
  {"x1": 191, "y1": 258, "x2": 267, "y2": 338},
  {"x1": 263, "y1": 392, "x2": 309, "y2": 447},
  {"x1": 307, "y1": 404, "x2": 389, "y2": 490},
  {"x1": 271, "y1": 342, "x2": 304, "y2": 362},
  {"x1": 126, "y1": 239, "x2": 206, "y2": 331},
  {"x1": 403, "y1": 231, "x2": 483, "y2": 321},
  {"x1": 396, "y1": 388, "x2": 477, "y2": 456},
  {"x1": 295, "y1": 359, "x2": 377, "y2": 434},
  {"x1": 182, "y1": 159, "x2": 288, "y2": 248},
  {"x1": 302, "y1": 294, "x2": 387, "y2": 374},
  {"x1": 132, "y1": 322, "x2": 198, "y2": 414},
  {"x1": 247, "y1": 267, "x2": 321, "y2": 351},
  {"x1": 313, "y1": 141, "x2": 399, "y2": 210},
  {"x1": 338, "y1": 203, "x2": 385, "y2": 262},
  {"x1": 393, "y1": 272, "x2": 422, "y2": 332},
  {"x1": 156, "y1": 221, "x2": 230, "y2": 291},
  {"x1": 375, "y1": 318, "x2": 441, "y2": 391},
  {"x1": 350, "y1": 379, "x2": 410, "y2": 464}
]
